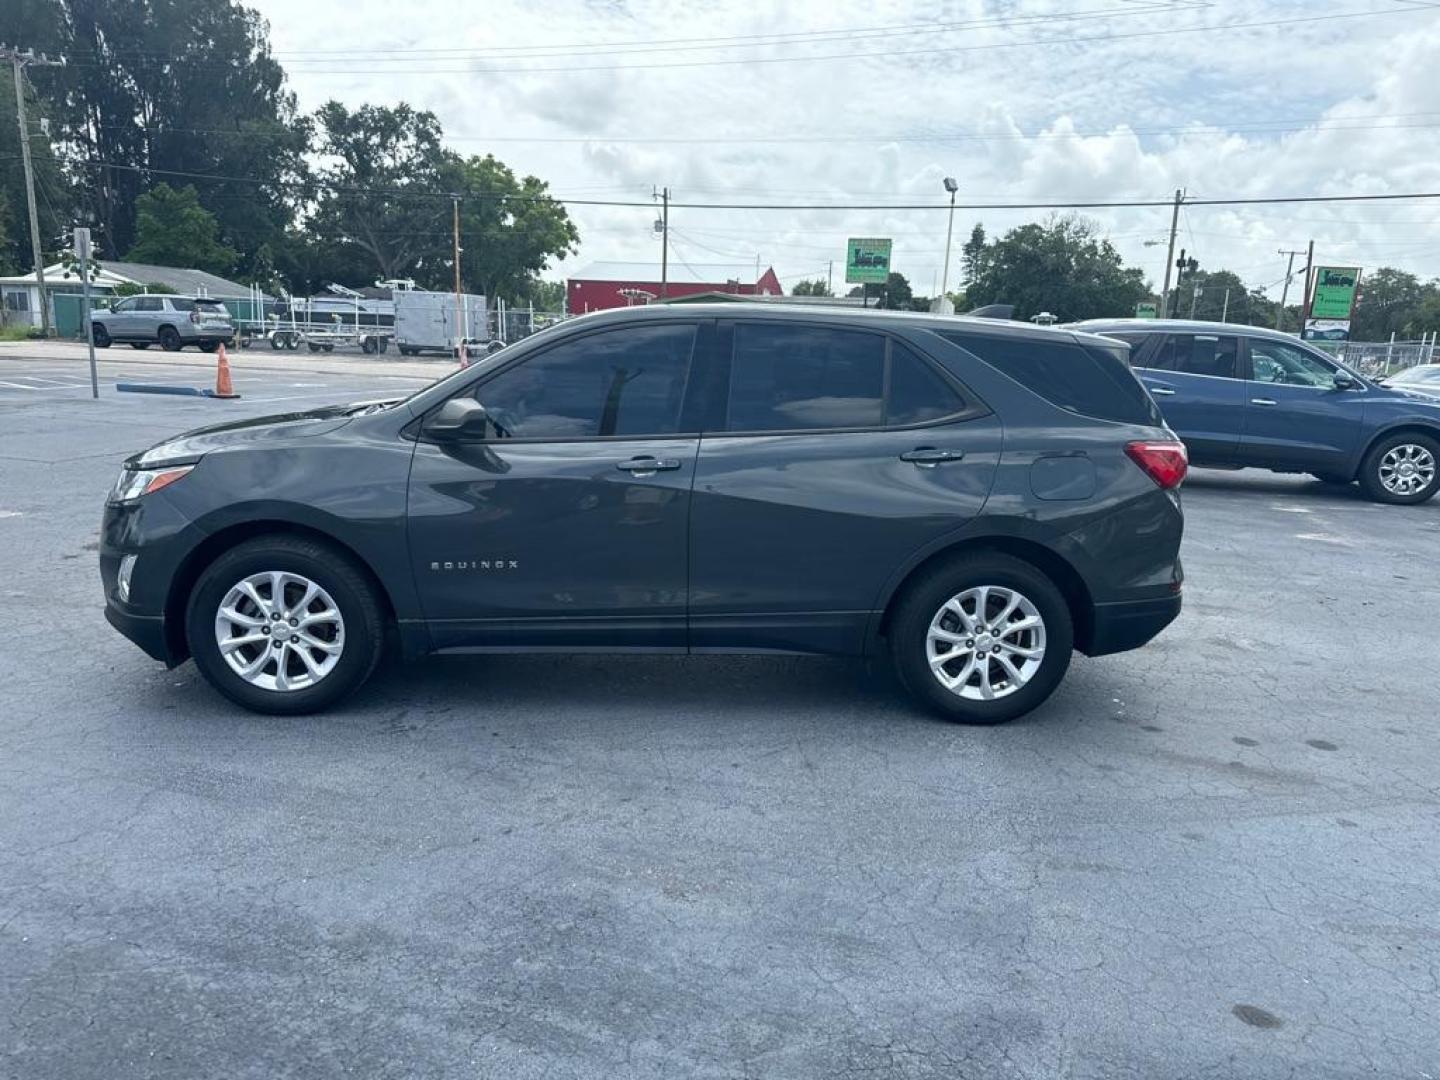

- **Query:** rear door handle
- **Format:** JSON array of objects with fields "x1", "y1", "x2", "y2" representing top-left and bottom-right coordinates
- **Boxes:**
[
  {"x1": 1251, "y1": 398, "x2": 1278, "y2": 406},
  {"x1": 616, "y1": 456, "x2": 682, "y2": 476},
  {"x1": 900, "y1": 447, "x2": 965, "y2": 467}
]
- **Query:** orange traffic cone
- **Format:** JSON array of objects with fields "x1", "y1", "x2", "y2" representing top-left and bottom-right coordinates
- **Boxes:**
[{"x1": 211, "y1": 343, "x2": 240, "y2": 399}]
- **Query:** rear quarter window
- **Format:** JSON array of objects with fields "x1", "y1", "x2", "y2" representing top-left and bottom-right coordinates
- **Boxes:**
[{"x1": 940, "y1": 331, "x2": 1163, "y2": 427}]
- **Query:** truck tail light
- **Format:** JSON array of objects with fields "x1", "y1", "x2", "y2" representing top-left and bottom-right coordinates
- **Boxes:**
[{"x1": 1125, "y1": 440, "x2": 1188, "y2": 490}]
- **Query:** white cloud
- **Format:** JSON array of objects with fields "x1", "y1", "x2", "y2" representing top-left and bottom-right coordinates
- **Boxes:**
[{"x1": 248, "y1": 0, "x2": 1440, "y2": 300}]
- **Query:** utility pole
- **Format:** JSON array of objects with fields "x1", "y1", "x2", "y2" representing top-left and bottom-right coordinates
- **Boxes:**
[
  {"x1": 1275, "y1": 248, "x2": 1305, "y2": 331},
  {"x1": 451, "y1": 196, "x2": 466, "y2": 363},
  {"x1": 1159, "y1": 188, "x2": 1183, "y2": 318},
  {"x1": 657, "y1": 187, "x2": 670, "y2": 301},
  {"x1": 827, "y1": 260, "x2": 833, "y2": 295},
  {"x1": 1297, "y1": 239, "x2": 1315, "y2": 336},
  {"x1": 1221, "y1": 287, "x2": 1230, "y2": 323},
  {"x1": 3, "y1": 45, "x2": 63, "y2": 337}
]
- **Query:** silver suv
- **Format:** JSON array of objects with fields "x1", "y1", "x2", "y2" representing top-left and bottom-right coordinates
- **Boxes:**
[{"x1": 91, "y1": 295, "x2": 235, "y2": 352}]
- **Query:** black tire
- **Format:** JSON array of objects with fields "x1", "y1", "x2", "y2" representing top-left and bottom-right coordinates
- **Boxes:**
[
  {"x1": 362, "y1": 336, "x2": 377, "y2": 354},
  {"x1": 285, "y1": 335, "x2": 299, "y2": 350},
  {"x1": 1357, "y1": 432, "x2": 1440, "y2": 505},
  {"x1": 186, "y1": 536, "x2": 386, "y2": 715},
  {"x1": 269, "y1": 333, "x2": 284, "y2": 351},
  {"x1": 92, "y1": 323, "x2": 111, "y2": 348},
  {"x1": 1311, "y1": 472, "x2": 1352, "y2": 486},
  {"x1": 158, "y1": 325, "x2": 181, "y2": 351},
  {"x1": 889, "y1": 553, "x2": 1074, "y2": 725},
  {"x1": 378, "y1": 337, "x2": 389, "y2": 353},
  {"x1": 307, "y1": 342, "x2": 321, "y2": 353},
  {"x1": 322, "y1": 344, "x2": 334, "y2": 353},
  {"x1": 128, "y1": 341, "x2": 148, "y2": 351}
]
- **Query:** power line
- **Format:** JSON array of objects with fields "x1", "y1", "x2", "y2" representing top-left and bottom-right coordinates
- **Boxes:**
[{"x1": 63, "y1": 160, "x2": 1440, "y2": 211}]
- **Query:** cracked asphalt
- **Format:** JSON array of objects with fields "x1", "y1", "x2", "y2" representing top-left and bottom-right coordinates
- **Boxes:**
[{"x1": 2, "y1": 345, "x2": 1438, "y2": 1078}]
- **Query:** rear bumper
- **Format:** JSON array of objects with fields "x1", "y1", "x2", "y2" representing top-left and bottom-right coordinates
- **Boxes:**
[{"x1": 1085, "y1": 591, "x2": 1182, "y2": 656}]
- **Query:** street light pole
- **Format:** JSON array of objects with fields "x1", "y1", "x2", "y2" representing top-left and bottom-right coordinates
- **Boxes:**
[
  {"x1": 933, "y1": 177, "x2": 959, "y2": 314},
  {"x1": 3, "y1": 46, "x2": 63, "y2": 337}
]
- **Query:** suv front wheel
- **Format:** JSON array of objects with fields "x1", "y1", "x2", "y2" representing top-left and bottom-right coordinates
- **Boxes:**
[
  {"x1": 890, "y1": 553, "x2": 1074, "y2": 724},
  {"x1": 186, "y1": 536, "x2": 386, "y2": 714},
  {"x1": 1358, "y1": 432, "x2": 1439, "y2": 504}
]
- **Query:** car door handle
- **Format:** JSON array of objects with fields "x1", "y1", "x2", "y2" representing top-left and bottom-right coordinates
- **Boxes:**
[
  {"x1": 900, "y1": 447, "x2": 965, "y2": 467},
  {"x1": 616, "y1": 456, "x2": 682, "y2": 475},
  {"x1": 1251, "y1": 398, "x2": 1278, "y2": 406},
  {"x1": 1148, "y1": 387, "x2": 1177, "y2": 396}
]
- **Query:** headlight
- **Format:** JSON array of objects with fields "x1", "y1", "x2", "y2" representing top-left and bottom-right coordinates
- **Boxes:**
[{"x1": 109, "y1": 465, "x2": 194, "y2": 503}]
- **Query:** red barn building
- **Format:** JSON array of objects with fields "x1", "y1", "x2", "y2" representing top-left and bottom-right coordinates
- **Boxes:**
[{"x1": 567, "y1": 261, "x2": 784, "y2": 313}]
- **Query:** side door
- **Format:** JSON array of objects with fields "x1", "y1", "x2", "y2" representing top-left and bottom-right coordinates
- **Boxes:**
[
  {"x1": 105, "y1": 296, "x2": 139, "y2": 337},
  {"x1": 688, "y1": 321, "x2": 1003, "y2": 655},
  {"x1": 132, "y1": 295, "x2": 165, "y2": 339},
  {"x1": 406, "y1": 321, "x2": 704, "y2": 650},
  {"x1": 1133, "y1": 332, "x2": 1246, "y2": 463},
  {"x1": 1240, "y1": 337, "x2": 1367, "y2": 472}
]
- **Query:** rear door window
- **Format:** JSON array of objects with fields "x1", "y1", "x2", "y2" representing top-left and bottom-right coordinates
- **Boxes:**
[
  {"x1": 725, "y1": 324, "x2": 885, "y2": 431},
  {"x1": 940, "y1": 331, "x2": 1162, "y2": 426},
  {"x1": 886, "y1": 343, "x2": 967, "y2": 426},
  {"x1": 1146, "y1": 334, "x2": 1240, "y2": 378},
  {"x1": 135, "y1": 296, "x2": 164, "y2": 312}
]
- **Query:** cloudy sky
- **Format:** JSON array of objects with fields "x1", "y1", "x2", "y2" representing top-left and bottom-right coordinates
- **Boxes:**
[{"x1": 247, "y1": 0, "x2": 1440, "y2": 302}]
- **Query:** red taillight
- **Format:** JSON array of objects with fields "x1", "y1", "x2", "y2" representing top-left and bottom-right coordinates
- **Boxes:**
[
  {"x1": 190, "y1": 310, "x2": 202, "y2": 324},
  {"x1": 1125, "y1": 440, "x2": 1188, "y2": 489}
]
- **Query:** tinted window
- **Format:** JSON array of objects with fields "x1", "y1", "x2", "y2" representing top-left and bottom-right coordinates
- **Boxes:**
[
  {"x1": 887, "y1": 343, "x2": 966, "y2": 426},
  {"x1": 168, "y1": 298, "x2": 195, "y2": 312},
  {"x1": 135, "y1": 296, "x2": 164, "y2": 312},
  {"x1": 111, "y1": 298, "x2": 136, "y2": 312},
  {"x1": 1247, "y1": 340, "x2": 1336, "y2": 387},
  {"x1": 1099, "y1": 332, "x2": 1151, "y2": 361},
  {"x1": 1146, "y1": 334, "x2": 1239, "y2": 378},
  {"x1": 473, "y1": 324, "x2": 694, "y2": 439},
  {"x1": 941, "y1": 332, "x2": 1162, "y2": 426},
  {"x1": 726, "y1": 324, "x2": 884, "y2": 431}
]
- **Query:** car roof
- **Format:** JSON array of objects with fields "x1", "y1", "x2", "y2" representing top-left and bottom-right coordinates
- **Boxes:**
[
  {"x1": 563, "y1": 302, "x2": 1127, "y2": 349},
  {"x1": 1066, "y1": 317, "x2": 1310, "y2": 346}
]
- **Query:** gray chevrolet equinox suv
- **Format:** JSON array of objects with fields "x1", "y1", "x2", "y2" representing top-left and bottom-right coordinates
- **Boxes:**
[
  {"x1": 101, "y1": 305, "x2": 1186, "y2": 724},
  {"x1": 92, "y1": 294, "x2": 235, "y2": 351}
]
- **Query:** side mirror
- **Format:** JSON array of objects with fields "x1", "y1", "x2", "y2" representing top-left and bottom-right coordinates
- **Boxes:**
[
  {"x1": 1332, "y1": 373, "x2": 1358, "y2": 390},
  {"x1": 425, "y1": 397, "x2": 489, "y2": 439}
]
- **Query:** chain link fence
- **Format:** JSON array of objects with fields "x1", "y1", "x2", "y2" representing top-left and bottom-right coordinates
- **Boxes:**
[{"x1": 1329, "y1": 340, "x2": 1438, "y2": 378}]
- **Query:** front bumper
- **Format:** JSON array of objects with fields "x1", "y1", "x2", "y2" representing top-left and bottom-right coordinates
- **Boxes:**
[
  {"x1": 104, "y1": 599, "x2": 173, "y2": 663},
  {"x1": 1085, "y1": 590, "x2": 1182, "y2": 656}
]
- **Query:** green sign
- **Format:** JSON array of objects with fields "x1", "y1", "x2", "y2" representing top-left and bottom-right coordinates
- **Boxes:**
[
  {"x1": 1310, "y1": 266, "x2": 1361, "y2": 320},
  {"x1": 1135, "y1": 301, "x2": 1158, "y2": 319},
  {"x1": 845, "y1": 238, "x2": 892, "y2": 284}
]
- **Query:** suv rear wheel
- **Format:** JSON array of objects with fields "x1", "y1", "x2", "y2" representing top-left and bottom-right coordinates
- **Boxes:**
[
  {"x1": 890, "y1": 553, "x2": 1074, "y2": 724},
  {"x1": 1358, "y1": 432, "x2": 1439, "y2": 504},
  {"x1": 92, "y1": 323, "x2": 111, "y2": 348},
  {"x1": 186, "y1": 536, "x2": 385, "y2": 714}
]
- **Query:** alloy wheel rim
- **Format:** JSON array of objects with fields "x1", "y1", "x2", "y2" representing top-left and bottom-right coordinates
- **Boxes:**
[
  {"x1": 214, "y1": 571, "x2": 344, "y2": 692},
  {"x1": 926, "y1": 585, "x2": 1046, "y2": 701},
  {"x1": 1378, "y1": 444, "x2": 1436, "y2": 495}
]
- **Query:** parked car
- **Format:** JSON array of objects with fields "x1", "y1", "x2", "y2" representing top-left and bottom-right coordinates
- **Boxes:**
[
  {"x1": 1071, "y1": 319, "x2": 1440, "y2": 504},
  {"x1": 92, "y1": 294, "x2": 235, "y2": 352},
  {"x1": 1384, "y1": 363, "x2": 1440, "y2": 395},
  {"x1": 101, "y1": 306, "x2": 1185, "y2": 723}
]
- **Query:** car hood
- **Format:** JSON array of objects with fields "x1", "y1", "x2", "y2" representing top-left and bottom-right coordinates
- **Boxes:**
[{"x1": 127, "y1": 398, "x2": 404, "y2": 467}]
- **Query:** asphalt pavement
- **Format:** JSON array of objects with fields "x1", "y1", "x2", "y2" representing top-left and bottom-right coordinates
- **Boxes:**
[{"x1": 1, "y1": 342, "x2": 1437, "y2": 1079}]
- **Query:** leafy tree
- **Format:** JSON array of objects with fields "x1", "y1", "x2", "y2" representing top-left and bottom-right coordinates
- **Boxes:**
[
  {"x1": 876, "y1": 271, "x2": 913, "y2": 310},
  {"x1": 525, "y1": 279, "x2": 566, "y2": 312},
  {"x1": 446, "y1": 153, "x2": 579, "y2": 301},
  {"x1": 791, "y1": 278, "x2": 833, "y2": 297},
  {"x1": 6, "y1": 0, "x2": 308, "y2": 269},
  {"x1": 126, "y1": 183, "x2": 238, "y2": 274},
  {"x1": 111, "y1": 281, "x2": 176, "y2": 297},
  {"x1": 1350, "y1": 268, "x2": 1428, "y2": 341},
  {"x1": 963, "y1": 214, "x2": 1149, "y2": 322},
  {"x1": 305, "y1": 102, "x2": 449, "y2": 284},
  {"x1": 961, "y1": 223, "x2": 987, "y2": 283}
]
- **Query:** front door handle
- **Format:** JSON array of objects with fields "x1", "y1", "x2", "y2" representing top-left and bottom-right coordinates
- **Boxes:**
[
  {"x1": 616, "y1": 456, "x2": 682, "y2": 476},
  {"x1": 1148, "y1": 386, "x2": 1177, "y2": 396},
  {"x1": 900, "y1": 447, "x2": 966, "y2": 467},
  {"x1": 1251, "y1": 397, "x2": 1278, "y2": 406}
]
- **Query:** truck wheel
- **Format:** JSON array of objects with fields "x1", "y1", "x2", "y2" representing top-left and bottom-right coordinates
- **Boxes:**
[
  {"x1": 186, "y1": 536, "x2": 386, "y2": 715},
  {"x1": 1358, "y1": 433, "x2": 1440, "y2": 504},
  {"x1": 158, "y1": 326, "x2": 181, "y2": 351},
  {"x1": 284, "y1": 335, "x2": 299, "y2": 350},
  {"x1": 362, "y1": 337, "x2": 377, "y2": 354},
  {"x1": 890, "y1": 553, "x2": 1073, "y2": 725},
  {"x1": 92, "y1": 323, "x2": 111, "y2": 348},
  {"x1": 307, "y1": 342, "x2": 321, "y2": 353}
]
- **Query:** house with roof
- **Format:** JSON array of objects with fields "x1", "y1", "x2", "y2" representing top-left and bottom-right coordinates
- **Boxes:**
[
  {"x1": 566, "y1": 260, "x2": 784, "y2": 313},
  {"x1": 0, "y1": 260, "x2": 255, "y2": 332}
]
